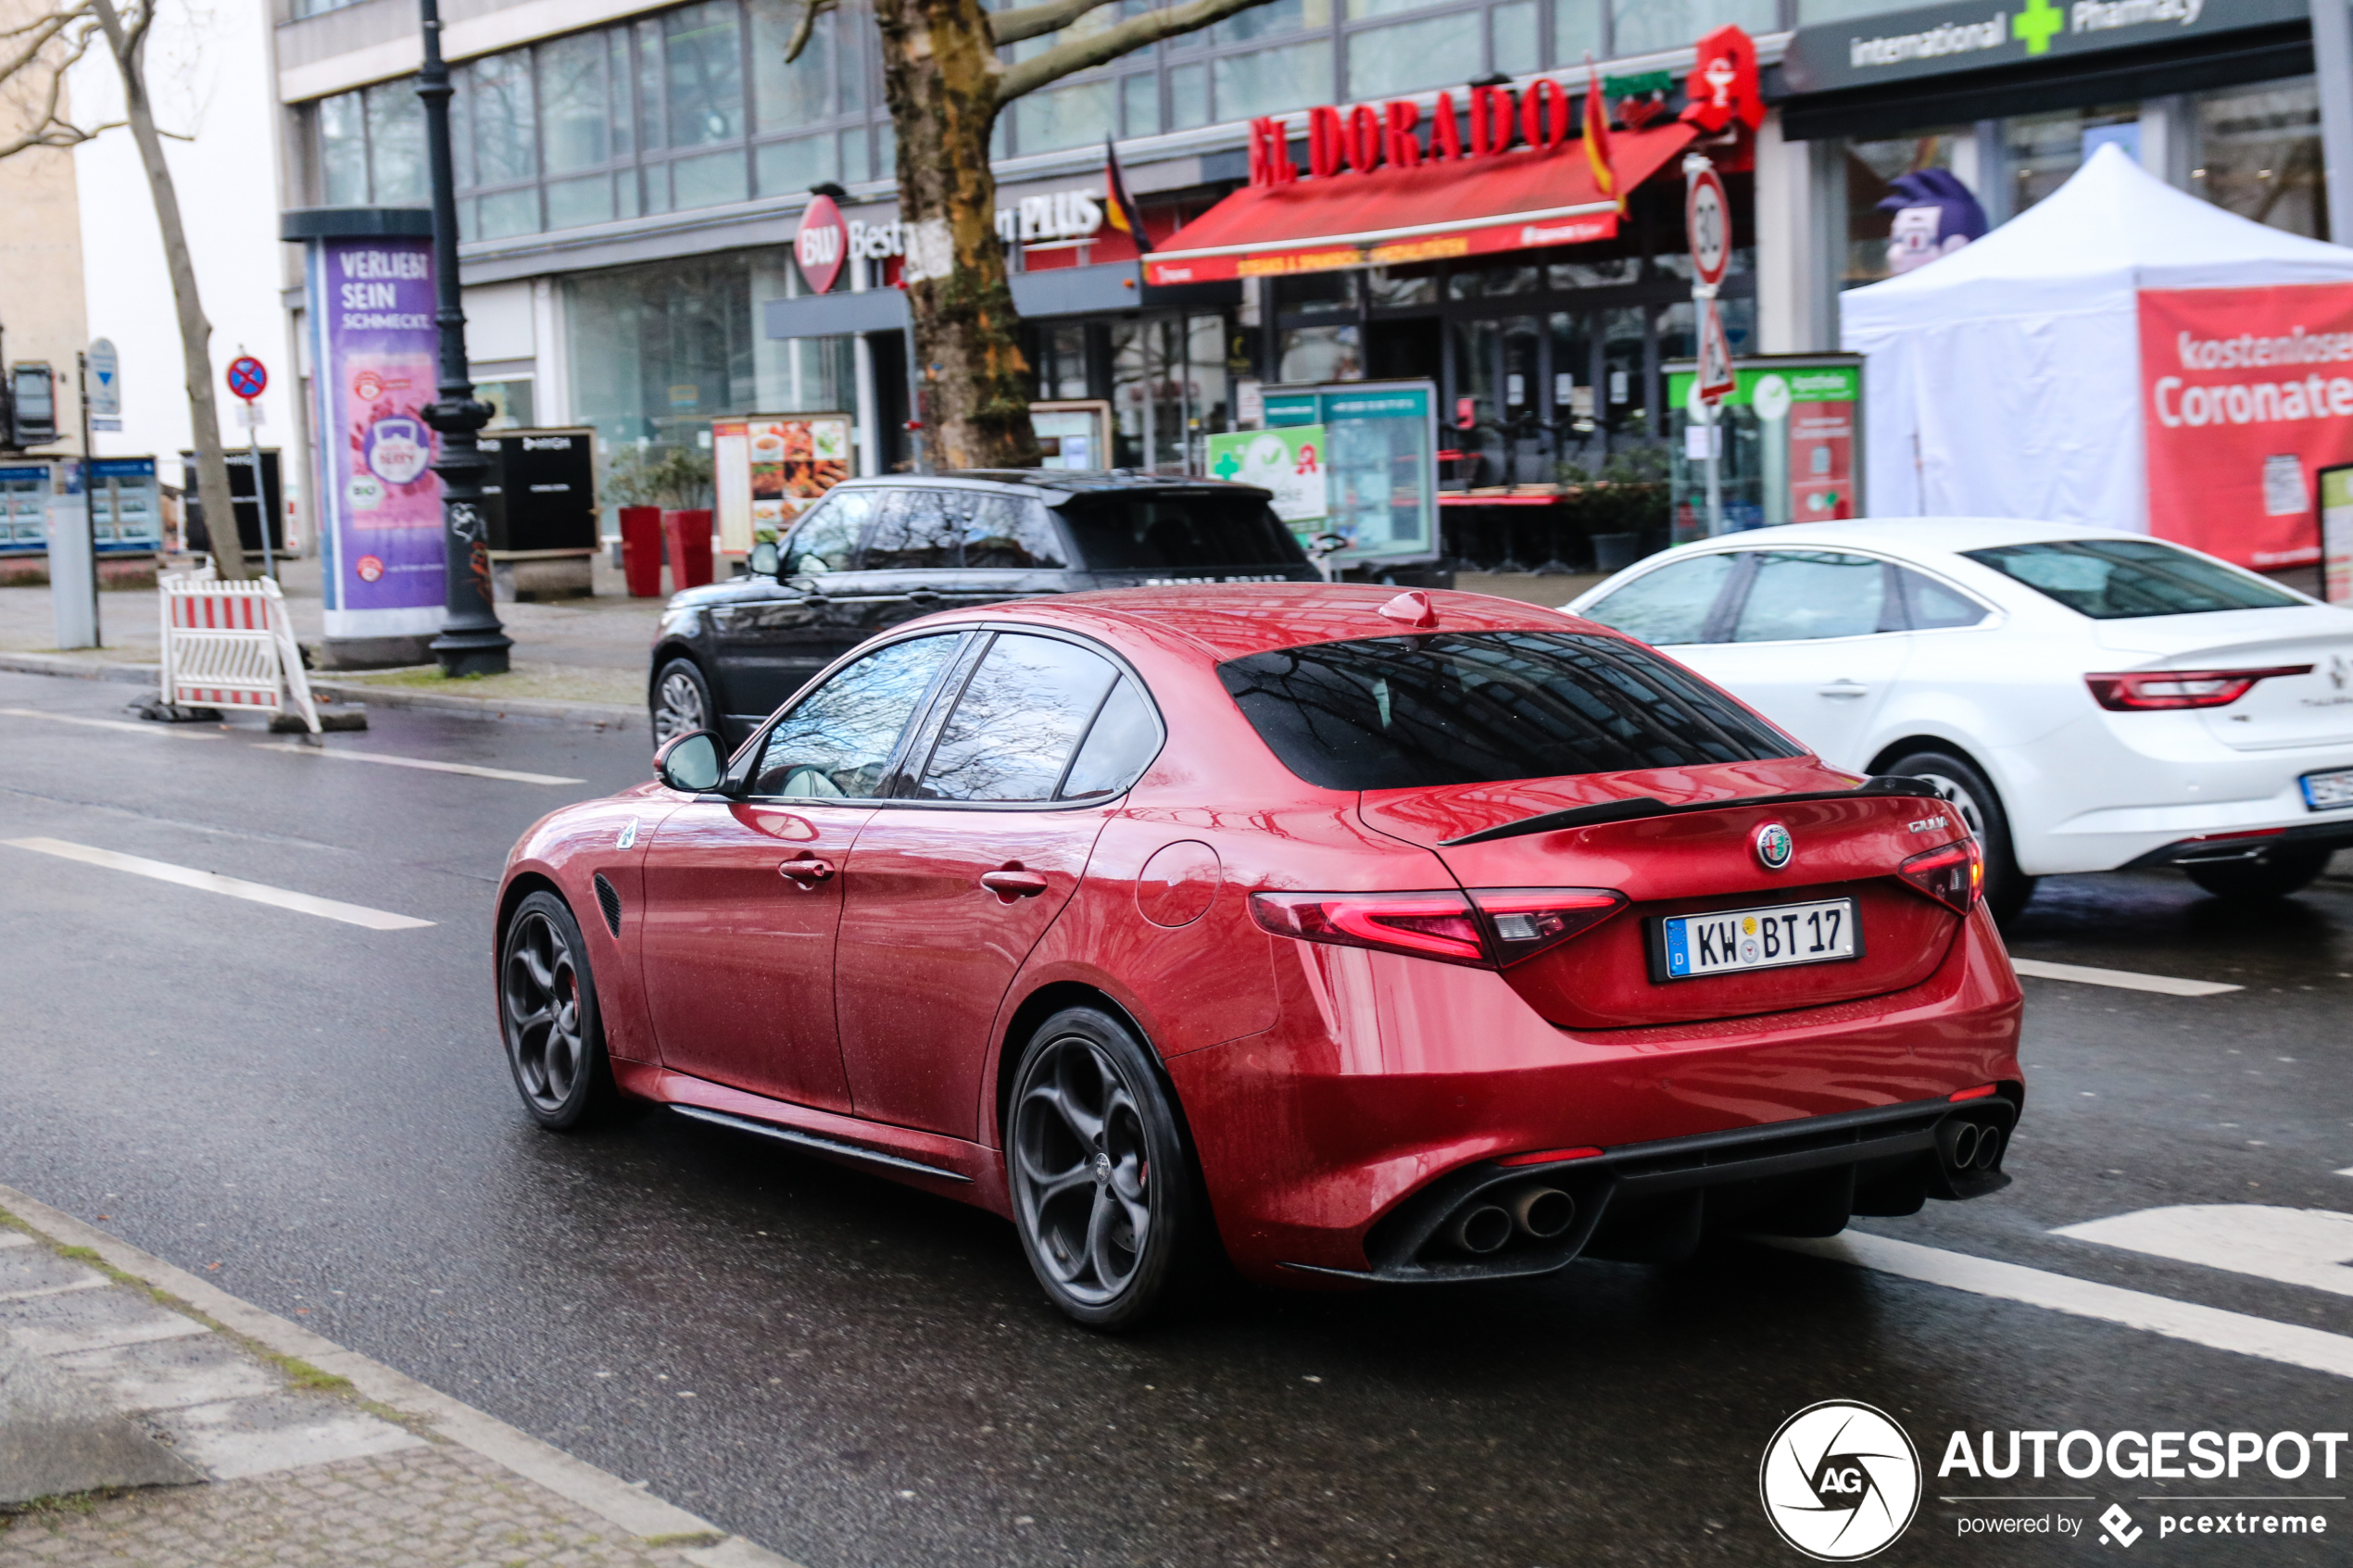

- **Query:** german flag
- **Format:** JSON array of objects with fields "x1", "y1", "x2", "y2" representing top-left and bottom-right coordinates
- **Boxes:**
[
  {"x1": 1581, "y1": 57, "x2": 1618, "y2": 213},
  {"x1": 1103, "y1": 135, "x2": 1152, "y2": 254}
]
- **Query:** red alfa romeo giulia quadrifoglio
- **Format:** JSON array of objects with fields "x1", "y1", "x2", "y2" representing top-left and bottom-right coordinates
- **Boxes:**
[{"x1": 496, "y1": 585, "x2": 2023, "y2": 1326}]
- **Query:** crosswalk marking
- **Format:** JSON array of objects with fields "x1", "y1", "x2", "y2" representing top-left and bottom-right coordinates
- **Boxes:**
[
  {"x1": 3, "y1": 837, "x2": 434, "y2": 930},
  {"x1": 256, "y1": 742, "x2": 583, "y2": 786},
  {"x1": 1769, "y1": 1231, "x2": 2353, "y2": 1381},
  {"x1": 0, "y1": 706, "x2": 218, "y2": 738},
  {"x1": 2009, "y1": 957, "x2": 2241, "y2": 997}
]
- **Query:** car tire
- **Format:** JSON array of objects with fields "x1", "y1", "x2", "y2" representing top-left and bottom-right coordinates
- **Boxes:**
[
  {"x1": 650, "y1": 657, "x2": 714, "y2": 747},
  {"x1": 2182, "y1": 844, "x2": 2334, "y2": 901},
  {"x1": 498, "y1": 890, "x2": 627, "y2": 1131},
  {"x1": 1006, "y1": 1006, "x2": 1202, "y2": 1330},
  {"x1": 1882, "y1": 747, "x2": 2036, "y2": 927}
]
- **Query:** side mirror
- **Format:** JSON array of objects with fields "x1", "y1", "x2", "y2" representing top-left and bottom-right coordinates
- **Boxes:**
[
  {"x1": 749, "y1": 540, "x2": 781, "y2": 576},
  {"x1": 655, "y1": 729, "x2": 725, "y2": 794}
]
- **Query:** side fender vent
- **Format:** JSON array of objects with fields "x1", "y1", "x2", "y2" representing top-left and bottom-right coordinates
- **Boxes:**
[{"x1": 592, "y1": 873, "x2": 623, "y2": 937}]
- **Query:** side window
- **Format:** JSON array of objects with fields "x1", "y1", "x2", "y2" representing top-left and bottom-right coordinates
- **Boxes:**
[
  {"x1": 1898, "y1": 567, "x2": 1990, "y2": 630},
  {"x1": 1059, "y1": 678, "x2": 1161, "y2": 799},
  {"x1": 1730, "y1": 552, "x2": 1894, "y2": 642},
  {"x1": 752, "y1": 634, "x2": 959, "y2": 798},
  {"x1": 785, "y1": 491, "x2": 868, "y2": 575},
  {"x1": 962, "y1": 495, "x2": 1067, "y2": 570},
  {"x1": 1579, "y1": 553, "x2": 1739, "y2": 646},
  {"x1": 859, "y1": 488, "x2": 960, "y2": 571},
  {"x1": 915, "y1": 633, "x2": 1123, "y2": 802}
]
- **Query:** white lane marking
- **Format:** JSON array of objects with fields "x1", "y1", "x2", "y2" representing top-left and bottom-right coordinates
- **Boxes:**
[
  {"x1": 1768, "y1": 1232, "x2": 2353, "y2": 1380},
  {"x1": 0, "y1": 706, "x2": 218, "y2": 739},
  {"x1": 255, "y1": 742, "x2": 583, "y2": 786},
  {"x1": 2009, "y1": 957, "x2": 2241, "y2": 996},
  {"x1": 2055, "y1": 1205, "x2": 2353, "y2": 1299},
  {"x1": 2, "y1": 838, "x2": 434, "y2": 931},
  {"x1": 2339, "y1": 1166, "x2": 2353, "y2": 1179}
]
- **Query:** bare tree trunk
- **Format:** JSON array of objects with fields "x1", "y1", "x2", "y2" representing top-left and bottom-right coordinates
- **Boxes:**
[
  {"x1": 872, "y1": 0, "x2": 1038, "y2": 471},
  {"x1": 87, "y1": 0, "x2": 247, "y2": 580}
]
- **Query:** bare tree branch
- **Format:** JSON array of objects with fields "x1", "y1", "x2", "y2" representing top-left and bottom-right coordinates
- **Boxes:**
[
  {"x1": 995, "y1": 0, "x2": 1274, "y2": 104},
  {"x1": 0, "y1": 6, "x2": 107, "y2": 162},
  {"x1": 780, "y1": 0, "x2": 837, "y2": 64},
  {"x1": 989, "y1": 0, "x2": 1118, "y2": 47}
]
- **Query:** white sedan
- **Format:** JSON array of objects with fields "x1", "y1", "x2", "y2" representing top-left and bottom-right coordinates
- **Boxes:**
[{"x1": 1567, "y1": 519, "x2": 2353, "y2": 922}]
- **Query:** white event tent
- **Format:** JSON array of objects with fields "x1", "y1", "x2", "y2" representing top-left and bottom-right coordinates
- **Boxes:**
[{"x1": 1841, "y1": 142, "x2": 2353, "y2": 530}]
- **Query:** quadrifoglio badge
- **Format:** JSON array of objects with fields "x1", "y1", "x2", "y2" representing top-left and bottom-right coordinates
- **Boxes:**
[
  {"x1": 1762, "y1": 1405, "x2": 2348, "y2": 1555},
  {"x1": 1759, "y1": 1401, "x2": 1922, "y2": 1561}
]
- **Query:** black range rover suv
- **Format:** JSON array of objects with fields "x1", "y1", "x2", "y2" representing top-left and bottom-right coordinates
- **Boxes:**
[{"x1": 648, "y1": 470, "x2": 1320, "y2": 745}]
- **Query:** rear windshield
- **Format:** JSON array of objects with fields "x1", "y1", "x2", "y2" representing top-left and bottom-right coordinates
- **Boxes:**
[
  {"x1": 1218, "y1": 631, "x2": 1801, "y2": 792},
  {"x1": 1057, "y1": 493, "x2": 1309, "y2": 571},
  {"x1": 1961, "y1": 538, "x2": 2302, "y2": 618}
]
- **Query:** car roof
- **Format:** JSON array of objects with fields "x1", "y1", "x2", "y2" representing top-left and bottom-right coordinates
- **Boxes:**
[
  {"x1": 1659, "y1": 517, "x2": 2153, "y2": 557},
  {"x1": 940, "y1": 583, "x2": 1594, "y2": 662},
  {"x1": 831, "y1": 470, "x2": 1274, "y2": 503}
]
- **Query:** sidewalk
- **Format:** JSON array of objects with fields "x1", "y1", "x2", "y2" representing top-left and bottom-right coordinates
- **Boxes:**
[
  {"x1": 0, "y1": 554, "x2": 662, "y2": 718},
  {"x1": 0, "y1": 1186, "x2": 791, "y2": 1568}
]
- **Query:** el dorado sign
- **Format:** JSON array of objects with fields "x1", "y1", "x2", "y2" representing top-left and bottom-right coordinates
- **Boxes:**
[{"x1": 1143, "y1": 36, "x2": 1760, "y2": 287}]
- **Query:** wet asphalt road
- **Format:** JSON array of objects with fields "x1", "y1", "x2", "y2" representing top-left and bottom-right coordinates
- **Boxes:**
[{"x1": 2, "y1": 666, "x2": 2351, "y2": 1567}]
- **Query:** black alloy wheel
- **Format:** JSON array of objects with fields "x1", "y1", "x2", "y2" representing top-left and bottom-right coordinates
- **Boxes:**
[
  {"x1": 499, "y1": 890, "x2": 620, "y2": 1130},
  {"x1": 2183, "y1": 843, "x2": 2334, "y2": 901},
  {"x1": 1007, "y1": 1007, "x2": 1200, "y2": 1329},
  {"x1": 1884, "y1": 747, "x2": 2036, "y2": 927},
  {"x1": 651, "y1": 658, "x2": 714, "y2": 748}
]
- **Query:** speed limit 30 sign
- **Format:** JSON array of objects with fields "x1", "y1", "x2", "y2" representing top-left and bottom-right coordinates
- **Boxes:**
[{"x1": 1686, "y1": 165, "x2": 1730, "y2": 290}]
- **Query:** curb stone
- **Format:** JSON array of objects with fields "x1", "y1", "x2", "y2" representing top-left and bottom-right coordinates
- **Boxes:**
[
  {"x1": 0, "y1": 1184, "x2": 800, "y2": 1568},
  {"x1": 0, "y1": 651, "x2": 643, "y2": 734}
]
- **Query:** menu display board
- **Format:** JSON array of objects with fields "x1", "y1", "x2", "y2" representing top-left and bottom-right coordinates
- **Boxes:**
[
  {"x1": 712, "y1": 414, "x2": 854, "y2": 557},
  {"x1": 1259, "y1": 381, "x2": 1438, "y2": 565}
]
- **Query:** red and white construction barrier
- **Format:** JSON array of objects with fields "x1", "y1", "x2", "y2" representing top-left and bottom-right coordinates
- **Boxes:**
[{"x1": 157, "y1": 574, "x2": 320, "y2": 734}]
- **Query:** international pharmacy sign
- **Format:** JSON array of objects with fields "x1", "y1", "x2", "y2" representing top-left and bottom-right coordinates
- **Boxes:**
[{"x1": 1780, "y1": 0, "x2": 2310, "y2": 94}]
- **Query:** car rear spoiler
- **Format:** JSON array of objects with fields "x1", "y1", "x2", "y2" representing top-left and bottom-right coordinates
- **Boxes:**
[{"x1": 1438, "y1": 776, "x2": 1944, "y2": 847}]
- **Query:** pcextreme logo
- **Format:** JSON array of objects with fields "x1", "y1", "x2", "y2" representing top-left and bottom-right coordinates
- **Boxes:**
[{"x1": 1760, "y1": 1401, "x2": 1924, "y2": 1561}]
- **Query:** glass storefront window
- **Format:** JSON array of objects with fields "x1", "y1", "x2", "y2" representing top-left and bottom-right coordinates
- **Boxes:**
[
  {"x1": 363, "y1": 82, "x2": 425, "y2": 205},
  {"x1": 319, "y1": 92, "x2": 369, "y2": 207},
  {"x1": 1280, "y1": 325, "x2": 1364, "y2": 383},
  {"x1": 1123, "y1": 74, "x2": 1162, "y2": 137},
  {"x1": 2004, "y1": 105, "x2": 2137, "y2": 215},
  {"x1": 1275, "y1": 272, "x2": 1356, "y2": 319},
  {"x1": 461, "y1": 50, "x2": 537, "y2": 190},
  {"x1": 1016, "y1": 80, "x2": 1116, "y2": 155},
  {"x1": 1612, "y1": 0, "x2": 1775, "y2": 57},
  {"x1": 541, "y1": 32, "x2": 617, "y2": 177},
  {"x1": 2194, "y1": 78, "x2": 2326, "y2": 241},
  {"x1": 1366, "y1": 267, "x2": 1439, "y2": 308},
  {"x1": 568, "y1": 253, "x2": 759, "y2": 452},
  {"x1": 1554, "y1": 0, "x2": 1600, "y2": 61},
  {"x1": 665, "y1": 2, "x2": 745, "y2": 148},
  {"x1": 1214, "y1": 40, "x2": 1332, "y2": 121},
  {"x1": 1843, "y1": 130, "x2": 1968, "y2": 289},
  {"x1": 1216, "y1": 0, "x2": 1332, "y2": 45},
  {"x1": 1350, "y1": 15, "x2": 1483, "y2": 100},
  {"x1": 757, "y1": 134, "x2": 840, "y2": 198},
  {"x1": 751, "y1": 0, "x2": 837, "y2": 126},
  {"x1": 1037, "y1": 324, "x2": 1090, "y2": 402},
  {"x1": 1491, "y1": 1, "x2": 1537, "y2": 71}
]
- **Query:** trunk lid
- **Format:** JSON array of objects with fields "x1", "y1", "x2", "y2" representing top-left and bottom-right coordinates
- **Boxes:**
[
  {"x1": 1361, "y1": 760, "x2": 1968, "y2": 1029},
  {"x1": 2091, "y1": 606, "x2": 2353, "y2": 752}
]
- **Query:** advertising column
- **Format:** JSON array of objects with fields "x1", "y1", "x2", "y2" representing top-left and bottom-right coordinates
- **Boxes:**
[{"x1": 304, "y1": 232, "x2": 446, "y2": 662}]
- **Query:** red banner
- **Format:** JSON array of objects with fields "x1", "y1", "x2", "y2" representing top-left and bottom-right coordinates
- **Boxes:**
[{"x1": 2139, "y1": 285, "x2": 2353, "y2": 569}]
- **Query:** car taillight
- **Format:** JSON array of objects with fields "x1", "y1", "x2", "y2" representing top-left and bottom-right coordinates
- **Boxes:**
[
  {"x1": 1898, "y1": 838, "x2": 1982, "y2": 914},
  {"x1": 1249, "y1": 892, "x2": 1489, "y2": 965},
  {"x1": 1466, "y1": 887, "x2": 1627, "y2": 965},
  {"x1": 1249, "y1": 887, "x2": 1625, "y2": 968},
  {"x1": 2083, "y1": 665, "x2": 2311, "y2": 710}
]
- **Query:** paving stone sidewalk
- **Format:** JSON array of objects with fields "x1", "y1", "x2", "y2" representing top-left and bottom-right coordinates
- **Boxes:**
[{"x1": 0, "y1": 1192, "x2": 792, "y2": 1568}]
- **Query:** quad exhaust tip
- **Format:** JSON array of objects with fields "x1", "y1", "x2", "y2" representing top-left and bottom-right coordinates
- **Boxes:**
[
  {"x1": 1939, "y1": 1119, "x2": 2004, "y2": 1173},
  {"x1": 1512, "y1": 1186, "x2": 1577, "y2": 1240}
]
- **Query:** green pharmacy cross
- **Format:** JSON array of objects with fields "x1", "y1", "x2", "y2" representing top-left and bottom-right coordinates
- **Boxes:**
[{"x1": 2013, "y1": 0, "x2": 2064, "y2": 56}]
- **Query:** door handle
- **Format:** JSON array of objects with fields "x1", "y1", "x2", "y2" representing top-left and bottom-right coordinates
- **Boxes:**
[
  {"x1": 1818, "y1": 681, "x2": 1870, "y2": 697},
  {"x1": 980, "y1": 867, "x2": 1049, "y2": 901},
  {"x1": 778, "y1": 857, "x2": 836, "y2": 887}
]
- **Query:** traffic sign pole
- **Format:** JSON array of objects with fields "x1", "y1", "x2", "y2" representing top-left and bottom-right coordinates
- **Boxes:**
[
  {"x1": 78, "y1": 351, "x2": 100, "y2": 648},
  {"x1": 1685, "y1": 151, "x2": 1731, "y2": 538},
  {"x1": 227, "y1": 354, "x2": 272, "y2": 579}
]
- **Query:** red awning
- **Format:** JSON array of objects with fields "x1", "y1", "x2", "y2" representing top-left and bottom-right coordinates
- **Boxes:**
[{"x1": 1143, "y1": 121, "x2": 1696, "y2": 287}]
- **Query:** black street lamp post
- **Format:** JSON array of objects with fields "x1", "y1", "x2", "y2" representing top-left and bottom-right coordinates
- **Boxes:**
[{"x1": 416, "y1": 0, "x2": 511, "y2": 677}]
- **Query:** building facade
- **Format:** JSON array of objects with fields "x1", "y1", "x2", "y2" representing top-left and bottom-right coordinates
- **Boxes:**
[{"x1": 267, "y1": 0, "x2": 2346, "y2": 538}]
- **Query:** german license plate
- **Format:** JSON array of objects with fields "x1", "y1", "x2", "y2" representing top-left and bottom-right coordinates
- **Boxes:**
[
  {"x1": 1656, "y1": 897, "x2": 1860, "y2": 981},
  {"x1": 2301, "y1": 767, "x2": 2353, "y2": 810}
]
